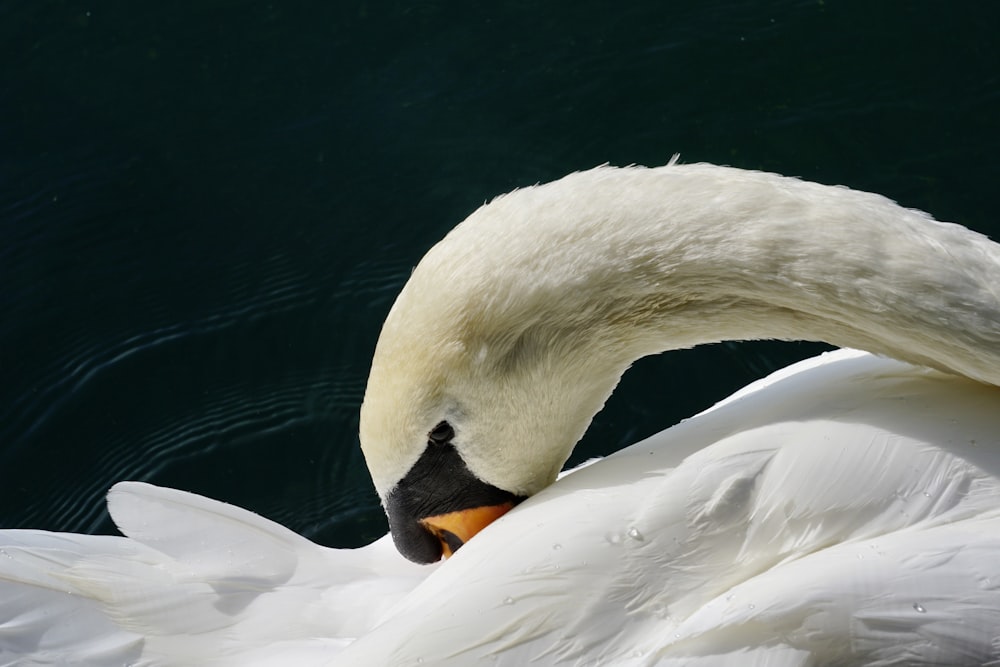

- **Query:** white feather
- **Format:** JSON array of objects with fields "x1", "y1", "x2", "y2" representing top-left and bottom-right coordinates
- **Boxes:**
[
  {"x1": 4, "y1": 163, "x2": 1000, "y2": 665},
  {"x1": 341, "y1": 351, "x2": 1000, "y2": 665},
  {"x1": 1, "y1": 485, "x2": 430, "y2": 666}
]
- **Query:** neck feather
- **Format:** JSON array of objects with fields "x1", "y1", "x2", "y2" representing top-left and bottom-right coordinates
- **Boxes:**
[
  {"x1": 363, "y1": 162, "x2": 1000, "y2": 497},
  {"x1": 438, "y1": 163, "x2": 1000, "y2": 387}
]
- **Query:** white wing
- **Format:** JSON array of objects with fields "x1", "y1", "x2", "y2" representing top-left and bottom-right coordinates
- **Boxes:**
[
  {"x1": 337, "y1": 350, "x2": 1000, "y2": 665},
  {"x1": 3, "y1": 351, "x2": 998, "y2": 666},
  {"x1": 0, "y1": 483, "x2": 429, "y2": 666}
]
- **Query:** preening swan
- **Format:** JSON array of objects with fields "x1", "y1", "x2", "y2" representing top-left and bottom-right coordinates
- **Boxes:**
[
  {"x1": 359, "y1": 161, "x2": 1000, "y2": 563},
  {"x1": 2, "y1": 162, "x2": 1000, "y2": 665}
]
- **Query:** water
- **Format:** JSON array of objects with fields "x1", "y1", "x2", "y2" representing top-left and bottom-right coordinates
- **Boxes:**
[{"x1": 2, "y1": 2, "x2": 998, "y2": 548}]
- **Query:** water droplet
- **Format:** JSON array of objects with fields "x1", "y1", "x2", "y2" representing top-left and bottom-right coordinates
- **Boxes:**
[
  {"x1": 0, "y1": 549, "x2": 10, "y2": 559},
  {"x1": 913, "y1": 602, "x2": 926, "y2": 613},
  {"x1": 725, "y1": 593, "x2": 734, "y2": 601},
  {"x1": 552, "y1": 543, "x2": 562, "y2": 550},
  {"x1": 503, "y1": 596, "x2": 515, "y2": 605},
  {"x1": 627, "y1": 527, "x2": 645, "y2": 541},
  {"x1": 605, "y1": 532, "x2": 623, "y2": 545},
  {"x1": 971, "y1": 439, "x2": 978, "y2": 447},
  {"x1": 748, "y1": 603, "x2": 756, "y2": 610},
  {"x1": 923, "y1": 492, "x2": 931, "y2": 498}
]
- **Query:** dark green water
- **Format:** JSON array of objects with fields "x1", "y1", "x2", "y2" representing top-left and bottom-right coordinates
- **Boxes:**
[{"x1": 2, "y1": 1, "x2": 998, "y2": 547}]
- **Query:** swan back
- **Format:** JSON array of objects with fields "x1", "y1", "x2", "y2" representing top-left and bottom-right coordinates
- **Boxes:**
[{"x1": 347, "y1": 351, "x2": 1000, "y2": 664}]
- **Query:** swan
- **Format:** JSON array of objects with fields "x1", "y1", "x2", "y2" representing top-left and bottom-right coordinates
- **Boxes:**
[
  {"x1": 2, "y1": 161, "x2": 1000, "y2": 665},
  {"x1": 359, "y1": 160, "x2": 1000, "y2": 563},
  {"x1": 346, "y1": 349, "x2": 1000, "y2": 665}
]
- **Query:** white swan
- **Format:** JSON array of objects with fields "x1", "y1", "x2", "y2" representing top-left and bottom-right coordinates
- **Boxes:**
[
  {"x1": 360, "y1": 161, "x2": 1000, "y2": 562},
  {"x1": 345, "y1": 349, "x2": 1000, "y2": 665},
  {"x1": 2, "y1": 162, "x2": 999, "y2": 665}
]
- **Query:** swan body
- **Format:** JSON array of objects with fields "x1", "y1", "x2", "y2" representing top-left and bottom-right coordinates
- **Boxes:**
[
  {"x1": 3, "y1": 351, "x2": 999, "y2": 665},
  {"x1": 3, "y1": 163, "x2": 1000, "y2": 664},
  {"x1": 343, "y1": 350, "x2": 1000, "y2": 665}
]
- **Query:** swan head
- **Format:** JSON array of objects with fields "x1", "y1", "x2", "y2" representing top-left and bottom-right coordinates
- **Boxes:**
[{"x1": 360, "y1": 173, "x2": 641, "y2": 563}]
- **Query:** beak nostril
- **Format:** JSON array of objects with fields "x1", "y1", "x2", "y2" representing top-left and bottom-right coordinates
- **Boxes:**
[{"x1": 438, "y1": 529, "x2": 465, "y2": 557}]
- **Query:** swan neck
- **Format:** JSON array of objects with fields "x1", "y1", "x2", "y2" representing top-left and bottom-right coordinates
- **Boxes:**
[{"x1": 471, "y1": 165, "x2": 1000, "y2": 387}]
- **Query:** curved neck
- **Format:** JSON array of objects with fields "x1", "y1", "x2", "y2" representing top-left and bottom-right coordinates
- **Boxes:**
[
  {"x1": 362, "y1": 162, "x2": 1000, "y2": 499},
  {"x1": 453, "y1": 163, "x2": 1000, "y2": 387}
]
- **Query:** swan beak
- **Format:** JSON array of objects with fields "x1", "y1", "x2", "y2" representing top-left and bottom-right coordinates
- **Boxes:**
[{"x1": 419, "y1": 502, "x2": 517, "y2": 558}]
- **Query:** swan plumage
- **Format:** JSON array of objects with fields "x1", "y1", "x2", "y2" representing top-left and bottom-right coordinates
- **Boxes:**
[
  {"x1": 342, "y1": 350, "x2": 1000, "y2": 665},
  {"x1": 1, "y1": 482, "x2": 431, "y2": 666},
  {"x1": 359, "y1": 161, "x2": 1000, "y2": 562},
  {"x1": 3, "y1": 163, "x2": 1000, "y2": 665}
]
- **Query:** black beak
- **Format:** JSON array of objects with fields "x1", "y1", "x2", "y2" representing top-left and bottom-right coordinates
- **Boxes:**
[{"x1": 385, "y1": 441, "x2": 526, "y2": 563}]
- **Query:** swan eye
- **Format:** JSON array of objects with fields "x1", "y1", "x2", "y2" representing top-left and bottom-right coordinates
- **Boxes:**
[{"x1": 428, "y1": 421, "x2": 455, "y2": 445}]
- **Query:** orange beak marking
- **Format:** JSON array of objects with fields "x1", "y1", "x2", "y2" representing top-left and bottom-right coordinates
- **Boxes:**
[{"x1": 419, "y1": 501, "x2": 517, "y2": 558}]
